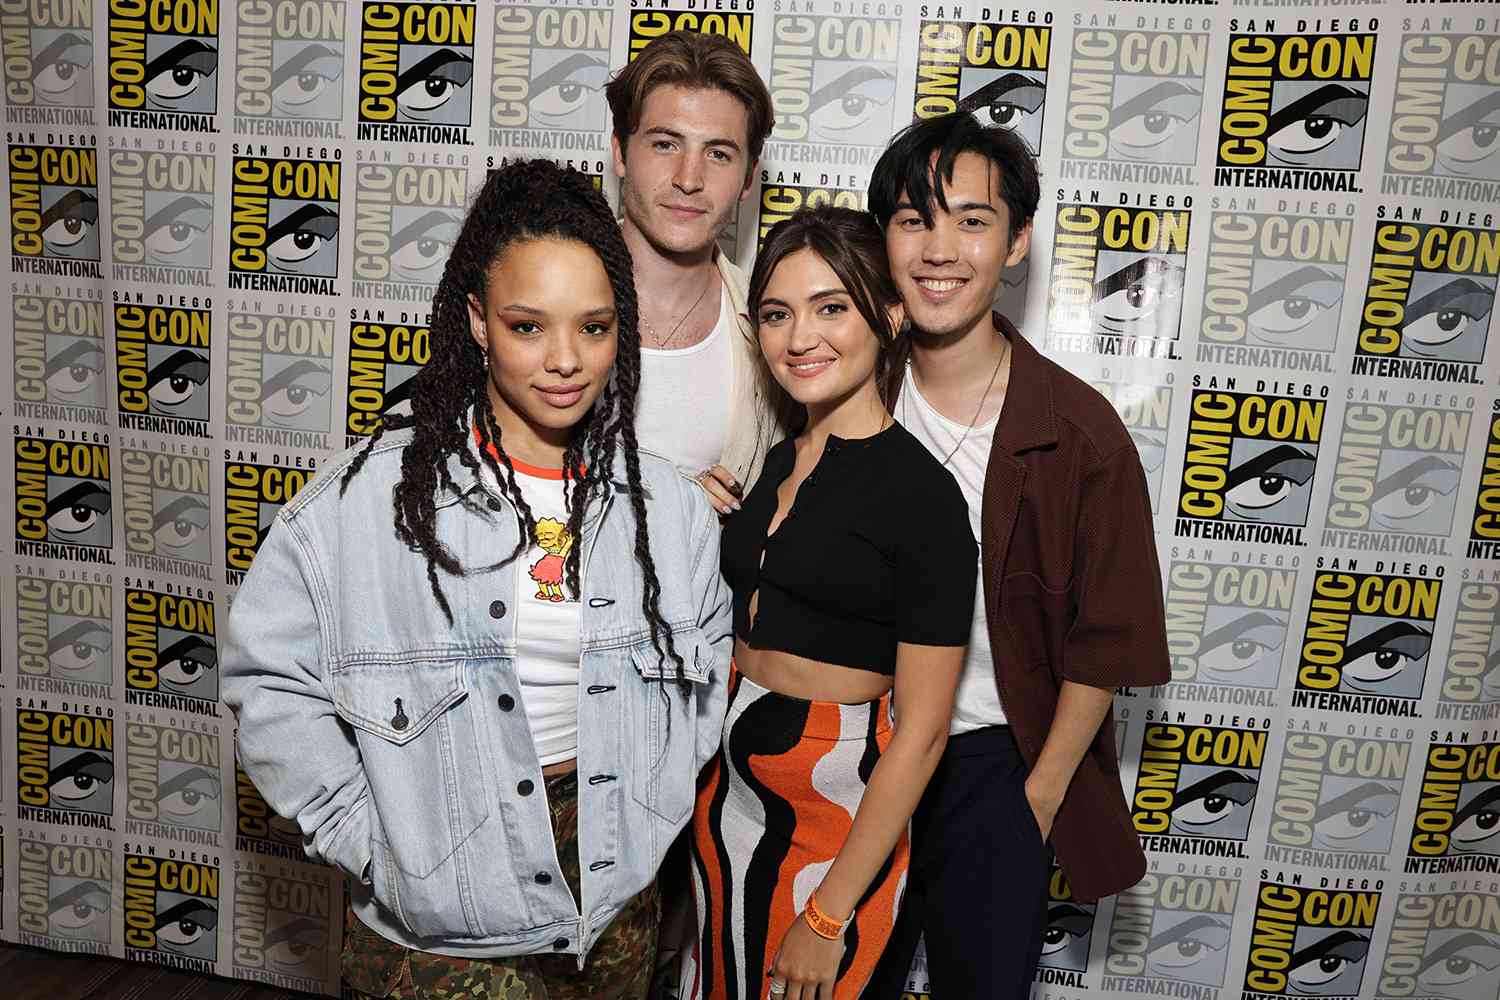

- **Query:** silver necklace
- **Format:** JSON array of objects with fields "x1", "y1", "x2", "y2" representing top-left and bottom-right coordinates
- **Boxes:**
[
  {"x1": 903, "y1": 339, "x2": 1009, "y2": 467},
  {"x1": 642, "y1": 274, "x2": 713, "y2": 349}
]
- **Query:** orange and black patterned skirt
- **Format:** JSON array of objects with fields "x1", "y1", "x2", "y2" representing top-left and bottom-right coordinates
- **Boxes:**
[{"x1": 682, "y1": 668, "x2": 908, "y2": 1000}]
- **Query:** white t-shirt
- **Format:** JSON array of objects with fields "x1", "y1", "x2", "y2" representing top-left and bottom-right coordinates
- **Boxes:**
[
  {"x1": 895, "y1": 366, "x2": 1009, "y2": 735},
  {"x1": 508, "y1": 460, "x2": 582, "y2": 766},
  {"x1": 635, "y1": 288, "x2": 734, "y2": 477}
]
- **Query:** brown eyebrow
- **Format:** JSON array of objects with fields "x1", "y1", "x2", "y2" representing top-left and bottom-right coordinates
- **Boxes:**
[
  {"x1": 758, "y1": 288, "x2": 848, "y2": 310},
  {"x1": 498, "y1": 304, "x2": 616, "y2": 320},
  {"x1": 642, "y1": 125, "x2": 742, "y2": 154},
  {"x1": 892, "y1": 199, "x2": 998, "y2": 215}
]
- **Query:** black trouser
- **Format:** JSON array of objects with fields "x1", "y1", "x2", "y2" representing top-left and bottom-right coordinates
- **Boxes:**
[{"x1": 865, "y1": 725, "x2": 1050, "y2": 1000}]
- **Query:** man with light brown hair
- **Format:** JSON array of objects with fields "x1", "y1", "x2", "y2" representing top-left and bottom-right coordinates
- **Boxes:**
[{"x1": 606, "y1": 31, "x2": 795, "y2": 509}]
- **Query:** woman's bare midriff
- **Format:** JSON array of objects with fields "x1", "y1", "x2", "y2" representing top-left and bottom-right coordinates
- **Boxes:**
[{"x1": 735, "y1": 637, "x2": 894, "y2": 704}]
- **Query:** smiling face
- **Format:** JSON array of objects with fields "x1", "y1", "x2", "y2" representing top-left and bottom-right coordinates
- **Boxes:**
[
  {"x1": 468, "y1": 237, "x2": 618, "y2": 458},
  {"x1": 614, "y1": 84, "x2": 753, "y2": 258},
  {"x1": 884, "y1": 151, "x2": 1031, "y2": 340}
]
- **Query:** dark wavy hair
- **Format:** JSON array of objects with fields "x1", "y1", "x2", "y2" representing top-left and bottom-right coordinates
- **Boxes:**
[{"x1": 340, "y1": 159, "x2": 683, "y2": 682}]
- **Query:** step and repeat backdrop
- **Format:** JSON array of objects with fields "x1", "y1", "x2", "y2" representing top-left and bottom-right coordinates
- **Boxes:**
[{"x1": 1, "y1": 0, "x2": 1498, "y2": 997}]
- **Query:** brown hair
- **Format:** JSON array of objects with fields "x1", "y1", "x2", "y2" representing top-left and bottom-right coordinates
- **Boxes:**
[
  {"x1": 749, "y1": 204, "x2": 902, "y2": 384},
  {"x1": 605, "y1": 30, "x2": 774, "y2": 166}
]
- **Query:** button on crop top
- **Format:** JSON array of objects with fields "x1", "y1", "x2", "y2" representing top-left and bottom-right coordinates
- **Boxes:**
[{"x1": 720, "y1": 422, "x2": 978, "y2": 675}]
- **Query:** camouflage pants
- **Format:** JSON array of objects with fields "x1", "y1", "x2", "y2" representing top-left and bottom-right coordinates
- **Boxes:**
[{"x1": 342, "y1": 769, "x2": 661, "y2": 1000}]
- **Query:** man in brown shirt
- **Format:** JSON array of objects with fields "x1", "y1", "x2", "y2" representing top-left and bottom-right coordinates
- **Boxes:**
[{"x1": 865, "y1": 114, "x2": 1171, "y2": 999}]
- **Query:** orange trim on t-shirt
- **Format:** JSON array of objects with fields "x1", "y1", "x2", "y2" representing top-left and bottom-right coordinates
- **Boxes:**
[{"x1": 471, "y1": 425, "x2": 581, "y2": 480}]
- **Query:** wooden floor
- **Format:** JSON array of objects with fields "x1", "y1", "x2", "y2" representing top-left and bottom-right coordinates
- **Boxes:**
[{"x1": 0, "y1": 943, "x2": 327, "y2": 1000}]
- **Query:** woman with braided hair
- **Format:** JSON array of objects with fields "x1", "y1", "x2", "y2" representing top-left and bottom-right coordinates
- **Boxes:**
[{"x1": 224, "y1": 159, "x2": 732, "y2": 999}]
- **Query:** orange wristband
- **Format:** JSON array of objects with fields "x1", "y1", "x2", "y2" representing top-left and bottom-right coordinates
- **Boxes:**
[{"x1": 803, "y1": 893, "x2": 850, "y2": 940}]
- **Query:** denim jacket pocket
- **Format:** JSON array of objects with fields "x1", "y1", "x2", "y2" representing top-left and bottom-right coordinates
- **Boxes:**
[
  {"x1": 331, "y1": 658, "x2": 491, "y2": 879},
  {"x1": 629, "y1": 629, "x2": 713, "y2": 825}
]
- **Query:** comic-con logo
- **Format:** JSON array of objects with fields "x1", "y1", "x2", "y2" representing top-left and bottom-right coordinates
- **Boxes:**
[
  {"x1": 764, "y1": 8, "x2": 898, "y2": 162},
  {"x1": 352, "y1": 164, "x2": 465, "y2": 299},
  {"x1": 108, "y1": 149, "x2": 214, "y2": 284},
  {"x1": 234, "y1": 757, "x2": 304, "y2": 859},
  {"x1": 1038, "y1": 865, "x2": 1095, "y2": 987},
  {"x1": 226, "y1": 310, "x2": 336, "y2": 446},
  {"x1": 1103, "y1": 873, "x2": 1239, "y2": 990},
  {"x1": 356, "y1": 1, "x2": 475, "y2": 143},
  {"x1": 1092, "y1": 379, "x2": 1173, "y2": 510},
  {"x1": 1199, "y1": 205, "x2": 1351, "y2": 371},
  {"x1": 1046, "y1": 199, "x2": 1190, "y2": 359},
  {"x1": 1379, "y1": 889, "x2": 1500, "y2": 1000},
  {"x1": 105, "y1": 0, "x2": 219, "y2": 131},
  {"x1": 344, "y1": 318, "x2": 429, "y2": 447},
  {"x1": 125, "y1": 717, "x2": 221, "y2": 843},
  {"x1": 1436, "y1": 576, "x2": 1500, "y2": 714},
  {"x1": 1175, "y1": 383, "x2": 1326, "y2": 546},
  {"x1": 1470, "y1": 409, "x2": 1500, "y2": 560},
  {"x1": 16, "y1": 703, "x2": 116, "y2": 827},
  {"x1": 1293, "y1": 566, "x2": 1442, "y2": 716},
  {"x1": 1353, "y1": 214, "x2": 1495, "y2": 385},
  {"x1": 233, "y1": 0, "x2": 346, "y2": 133},
  {"x1": 113, "y1": 300, "x2": 212, "y2": 437},
  {"x1": 0, "y1": 0, "x2": 95, "y2": 121},
  {"x1": 228, "y1": 149, "x2": 340, "y2": 295},
  {"x1": 628, "y1": 3, "x2": 753, "y2": 61},
  {"x1": 123, "y1": 850, "x2": 220, "y2": 971},
  {"x1": 1386, "y1": 30, "x2": 1500, "y2": 187},
  {"x1": 913, "y1": 17, "x2": 1050, "y2": 154},
  {"x1": 16, "y1": 835, "x2": 112, "y2": 953},
  {"x1": 12, "y1": 287, "x2": 107, "y2": 422},
  {"x1": 121, "y1": 449, "x2": 212, "y2": 575},
  {"x1": 15, "y1": 572, "x2": 112, "y2": 695},
  {"x1": 1243, "y1": 881, "x2": 1380, "y2": 999},
  {"x1": 758, "y1": 177, "x2": 865, "y2": 250},
  {"x1": 7, "y1": 139, "x2": 101, "y2": 278},
  {"x1": 1267, "y1": 732, "x2": 1411, "y2": 866},
  {"x1": 231, "y1": 866, "x2": 331, "y2": 990},
  {"x1": 1215, "y1": 25, "x2": 1375, "y2": 191},
  {"x1": 1324, "y1": 398, "x2": 1471, "y2": 554},
  {"x1": 1163, "y1": 555, "x2": 1295, "y2": 696},
  {"x1": 1131, "y1": 718, "x2": 1267, "y2": 857},
  {"x1": 224, "y1": 458, "x2": 314, "y2": 586},
  {"x1": 14, "y1": 433, "x2": 113, "y2": 562},
  {"x1": 1060, "y1": 21, "x2": 1207, "y2": 184},
  {"x1": 123, "y1": 584, "x2": 219, "y2": 712},
  {"x1": 491, "y1": 5, "x2": 611, "y2": 148},
  {"x1": 1406, "y1": 740, "x2": 1500, "y2": 874}
]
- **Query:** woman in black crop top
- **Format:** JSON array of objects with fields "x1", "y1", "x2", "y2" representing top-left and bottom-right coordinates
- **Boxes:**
[{"x1": 680, "y1": 206, "x2": 977, "y2": 1000}]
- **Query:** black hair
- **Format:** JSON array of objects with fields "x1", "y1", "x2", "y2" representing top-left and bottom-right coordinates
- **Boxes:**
[
  {"x1": 340, "y1": 159, "x2": 684, "y2": 685},
  {"x1": 868, "y1": 113, "x2": 1041, "y2": 239}
]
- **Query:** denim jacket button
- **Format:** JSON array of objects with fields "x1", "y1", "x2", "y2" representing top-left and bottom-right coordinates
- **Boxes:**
[
  {"x1": 487, "y1": 496, "x2": 504, "y2": 512},
  {"x1": 517, "y1": 779, "x2": 534, "y2": 796},
  {"x1": 552, "y1": 938, "x2": 568, "y2": 950},
  {"x1": 390, "y1": 698, "x2": 408, "y2": 731},
  {"x1": 489, "y1": 600, "x2": 507, "y2": 619},
  {"x1": 498, "y1": 694, "x2": 515, "y2": 712},
  {"x1": 535, "y1": 872, "x2": 552, "y2": 885}
]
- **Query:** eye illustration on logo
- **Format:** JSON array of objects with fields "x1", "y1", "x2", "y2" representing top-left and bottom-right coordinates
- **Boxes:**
[
  {"x1": 48, "y1": 618, "x2": 113, "y2": 684},
  {"x1": 1371, "y1": 455, "x2": 1462, "y2": 534},
  {"x1": 1339, "y1": 620, "x2": 1431, "y2": 696},
  {"x1": 262, "y1": 358, "x2": 333, "y2": 429},
  {"x1": 1224, "y1": 444, "x2": 1316, "y2": 523},
  {"x1": 528, "y1": 52, "x2": 609, "y2": 131},
  {"x1": 154, "y1": 493, "x2": 211, "y2": 562},
  {"x1": 272, "y1": 43, "x2": 343, "y2": 119},
  {"x1": 1040, "y1": 901, "x2": 1094, "y2": 970},
  {"x1": 41, "y1": 188, "x2": 99, "y2": 259},
  {"x1": 31, "y1": 30, "x2": 94, "y2": 107},
  {"x1": 1266, "y1": 83, "x2": 1369, "y2": 168},
  {"x1": 1197, "y1": 610, "x2": 1287, "y2": 687},
  {"x1": 267, "y1": 204, "x2": 339, "y2": 275},
  {"x1": 44, "y1": 337, "x2": 107, "y2": 407},
  {"x1": 1451, "y1": 784, "x2": 1500, "y2": 854},
  {"x1": 144, "y1": 196, "x2": 213, "y2": 267},
  {"x1": 1145, "y1": 913, "x2": 1232, "y2": 985},
  {"x1": 146, "y1": 348, "x2": 209, "y2": 419},
  {"x1": 48, "y1": 880, "x2": 111, "y2": 939},
  {"x1": 1090, "y1": 254, "x2": 1187, "y2": 339},
  {"x1": 144, "y1": 39, "x2": 218, "y2": 113},
  {"x1": 810, "y1": 65, "x2": 896, "y2": 142},
  {"x1": 155, "y1": 897, "x2": 218, "y2": 956},
  {"x1": 1109, "y1": 80, "x2": 1203, "y2": 164},
  {"x1": 48, "y1": 749, "x2": 114, "y2": 810},
  {"x1": 1400, "y1": 275, "x2": 1494, "y2": 362},
  {"x1": 1436, "y1": 87, "x2": 1500, "y2": 179},
  {"x1": 1311, "y1": 780, "x2": 1399, "y2": 852},
  {"x1": 158, "y1": 764, "x2": 221, "y2": 828},
  {"x1": 1170, "y1": 768, "x2": 1258, "y2": 837},
  {"x1": 957, "y1": 71, "x2": 1045, "y2": 151},
  {"x1": 391, "y1": 210, "x2": 461, "y2": 283},
  {"x1": 395, "y1": 47, "x2": 473, "y2": 123},
  {"x1": 46, "y1": 480, "x2": 111, "y2": 546},
  {"x1": 266, "y1": 914, "x2": 328, "y2": 977},
  {"x1": 158, "y1": 634, "x2": 217, "y2": 695},
  {"x1": 1416, "y1": 931, "x2": 1500, "y2": 1000},
  {"x1": 1286, "y1": 930, "x2": 1369, "y2": 996},
  {"x1": 1246, "y1": 265, "x2": 1345, "y2": 350}
]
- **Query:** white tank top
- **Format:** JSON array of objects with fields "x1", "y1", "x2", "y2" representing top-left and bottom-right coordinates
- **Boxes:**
[{"x1": 635, "y1": 290, "x2": 734, "y2": 477}]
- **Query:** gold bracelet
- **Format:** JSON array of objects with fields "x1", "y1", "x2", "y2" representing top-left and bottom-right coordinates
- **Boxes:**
[{"x1": 802, "y1": 893, "x2": 850, "y2": 940}]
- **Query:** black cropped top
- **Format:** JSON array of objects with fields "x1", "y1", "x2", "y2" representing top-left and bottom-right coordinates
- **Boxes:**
[{"x1": 720, "y1": 422, "x2": 978, "y2": 676}]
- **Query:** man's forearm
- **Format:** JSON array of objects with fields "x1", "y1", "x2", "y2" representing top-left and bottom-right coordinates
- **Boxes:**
[{"x1": 1026, "y1": 680, "x2": 1115, "y2": 810}]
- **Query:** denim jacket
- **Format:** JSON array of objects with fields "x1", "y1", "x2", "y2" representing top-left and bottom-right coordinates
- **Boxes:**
[{"x1": 222, "y1": 426, "x2": 731, "y2": 963}]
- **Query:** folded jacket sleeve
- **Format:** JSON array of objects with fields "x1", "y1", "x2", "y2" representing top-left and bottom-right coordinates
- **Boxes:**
[
  {"x1": 222, "y1": 512, "x2": 372, "y2": 881},
  {"x1": 688, "y1": 485, "x2": 733, "y2": 774},
  {"x1": 896, "y1": 471, "x2": 979, "y2": 647},
  {"x1": 1062, "y1": 445, "x2": 1171, "y2": 689}
]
